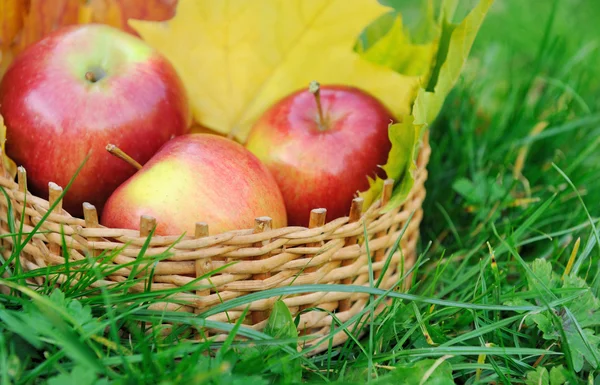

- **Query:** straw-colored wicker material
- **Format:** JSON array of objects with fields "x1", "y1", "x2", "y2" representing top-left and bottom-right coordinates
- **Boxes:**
[{"x1": 0, "y1": 133, "x2": 430, "y2": 354}]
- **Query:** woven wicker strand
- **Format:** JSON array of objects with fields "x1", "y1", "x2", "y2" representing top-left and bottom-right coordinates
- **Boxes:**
[{"x1": 0, "y1": 133, "x2": 431, "y2": 354}]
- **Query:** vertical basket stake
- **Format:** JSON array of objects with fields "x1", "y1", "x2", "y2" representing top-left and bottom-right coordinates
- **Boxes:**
[
  {"x1": 47, "y1": 182, "x2": 64, "y2": 257},
  {"x1": 250, "y1": 216, "x2": 272, "y2": 324},
  {"x1": 140, "y1": 215, "x2": 156, "y2": 238},
  {"x1": 338, "y1": 197, "x2": 364, "y2": 312},
  {"x1": 193, "y1": 222, "x2": 210, "y2": 339},
  {"x1": 11, "y1": 167, "x2": 32, "y2": 279},
  {"x1": 17, "y1": 166, "x2": 27, "y2": 194},
  {"x1": 298, "y1": 208, "x2": 327, "y2": 334},
  {"x1": 83, "y1": 202, "x2": 101, "y2": 259},
  {"x1": 0, "y1": 150, "x2": 9, "y2": 265},
  {"x1": 194, "y1": 222, "x2": 210, "y2": 304},
  {"x1": 15, "y1": 167, "x2": 30, "y2": 226},
  {"x1": 373, "y1": 179, "x2": 394, "y2": 281},
  {"x1": 304, "y1": 208, "x2": 327, "y2": 274},
  {"x1": 0, "y1": 144, "x2": 10, "y2": 295},
  {"x1": 0, "y1": 140, "x2": 6, "y2": 178},
  {"x1": 138, "y1": 215, "x2": 156, "y2": 287},
  {"x1": 48, "y1": 182, "x2": 63, "y2": 214},
  {"x1": 16, "y1": 166, "x2": 30, "y2": 228}
]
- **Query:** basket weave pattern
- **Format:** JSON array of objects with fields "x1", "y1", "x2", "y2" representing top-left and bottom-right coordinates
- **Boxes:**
[{"x1": 0, "y1": 134, "x2": 430, "y2": 351}]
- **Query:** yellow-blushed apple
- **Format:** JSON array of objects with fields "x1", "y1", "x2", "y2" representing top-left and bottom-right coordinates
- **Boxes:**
[
  {"x1": 245, "y1": 82, "x2": 394, "y2": 227},
  {"x1": 100, "y1": 134, "x2": 288, "y2": 236},
  {"x1": 0, "y1": 24, "x2": 191, "y2": 217}
]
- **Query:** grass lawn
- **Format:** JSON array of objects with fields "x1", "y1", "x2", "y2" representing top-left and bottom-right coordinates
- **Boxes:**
[{"x1": 2, "y1": 0, "x2": 600, "y2": 384}]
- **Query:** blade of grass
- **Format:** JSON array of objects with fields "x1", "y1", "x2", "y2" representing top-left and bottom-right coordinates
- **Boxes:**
[{"x1": 552, "y1": 163, "x2": 600, "y2": 275}]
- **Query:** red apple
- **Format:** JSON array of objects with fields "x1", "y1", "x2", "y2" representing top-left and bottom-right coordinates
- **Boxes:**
[
  {"x1": 245, "y1": 83, "x2": 394, "y2": 227},
  {"x1": 0, "y1": 23, "x2": 191, "y2": 217},
  {"x1": 101, "y1": 133, "x2": 288, "y2": 236}
]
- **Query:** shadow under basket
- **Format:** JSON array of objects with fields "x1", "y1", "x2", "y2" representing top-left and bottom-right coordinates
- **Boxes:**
[{"x1": 0, "y1": 133, "x2": 431, "y2": 355}]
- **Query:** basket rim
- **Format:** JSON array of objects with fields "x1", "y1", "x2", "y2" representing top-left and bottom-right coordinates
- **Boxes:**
[{"x1": 0, "y1": 132, "x2": 431, "y2": 246}]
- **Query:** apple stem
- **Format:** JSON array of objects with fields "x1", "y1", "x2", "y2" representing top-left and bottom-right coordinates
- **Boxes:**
[
  {"x1": 106, "y1": 144, "x2": 143, "y2": 171},
  {"x1": 309, "y1": 81, "x2": 327, "y2": 131},
  {"x1": 85, "y1": 71, "x2": 96, "y2": 82}
]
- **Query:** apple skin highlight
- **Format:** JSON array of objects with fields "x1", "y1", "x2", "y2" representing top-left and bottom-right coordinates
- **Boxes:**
[
  {"x1": 0, "y1": 24, "x2": 191, "y2": 216},
  {"x1": 245, "y1": 85, "x2": 394, "y2": 227},
  {"x1": 101, "y1": 134, "x2": 288, "y2": 236}
]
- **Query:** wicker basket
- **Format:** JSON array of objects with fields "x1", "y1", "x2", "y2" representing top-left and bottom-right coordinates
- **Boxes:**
[{"x1": 0, "y1": 132, "x2": 430, "y2": 353}]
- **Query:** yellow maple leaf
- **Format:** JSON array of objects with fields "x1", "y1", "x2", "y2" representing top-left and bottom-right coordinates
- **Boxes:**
[
  {"x1": 357, "y1": 15, "x2": 439, "y2": 77},
  {"x1": 129, "y1": 0, "x2": 422, "y2": 143}
]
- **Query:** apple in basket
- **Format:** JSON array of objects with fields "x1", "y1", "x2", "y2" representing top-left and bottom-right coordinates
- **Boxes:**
[
  {"x1": 245, "y1": 82, "x2": 394, "y2": 226},
  {"x1": 100, "y1": 133, "x2": 288, "y2": 236},
  {"x1": 0, "y1": 24, "x2": 191, "y2": 217}
]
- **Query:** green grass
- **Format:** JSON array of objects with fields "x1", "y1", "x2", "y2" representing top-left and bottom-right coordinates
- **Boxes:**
[{"x1": 2, "y1": 0, "x2": 600, "y2": 383}]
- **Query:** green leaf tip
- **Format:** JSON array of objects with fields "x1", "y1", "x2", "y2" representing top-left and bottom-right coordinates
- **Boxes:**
[{"x1": 359, "y1": 0, "x2": 495, "y2": 211}]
